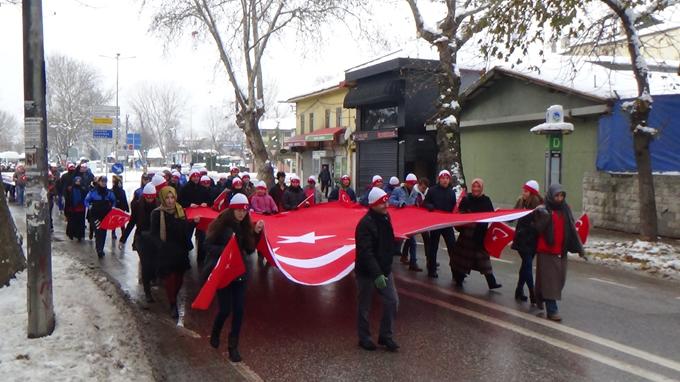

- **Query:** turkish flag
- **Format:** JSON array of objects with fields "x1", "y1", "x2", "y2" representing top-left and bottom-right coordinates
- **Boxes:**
[
  {"x1": 483, "y1": 222, "x2": 515, "y2": 258},
  {"x1": 304, "y1": 188, "x2": 316, "y2": 206},
  {"x1": 575, "y1": 213, "x2": 590, "y2": 244},
  {"x1": 185, "y1": 206, "x2": 219, "y2": 231},
  {"x1": 191, "y1": 236, "x2": 245, "y2": 310},
  {"x1": 98, "y1": 208, "x2": 131, "y2": 230},
  {"x1": 453, "y1": 188, "x2": 466, "y2": 213},
  {"x1": 339, "y1": 189, "x2": 352, "y2": 205}
]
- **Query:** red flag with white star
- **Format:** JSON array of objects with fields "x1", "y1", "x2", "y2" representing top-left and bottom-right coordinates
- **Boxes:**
[
  {"x1": 192, "y1": 236, "x2": 245, "y2": 310},
  {"x1": 575, "y1": 213, "x2": 590, "y2": 244},
  {"x1": 98, "y1": 208, "x2": 131, "y2": 230},
  {"x1": 483, "y1": 222, "x2": 515, "y2": 258}
]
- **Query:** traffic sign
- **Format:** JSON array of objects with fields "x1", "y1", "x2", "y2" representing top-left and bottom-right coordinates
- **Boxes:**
[
  {"x1": 93, "y1": 117, "x2": 113, "y2": 125},
  {"x1": 111, "y1": 163, "x2": 124, "y2": 175},
  {"x1": 126, "y1": 133, "x2": 142, "y2": 149},
  {"x1": 93, "y1": 129, "x2": 113, "y2": 139}
]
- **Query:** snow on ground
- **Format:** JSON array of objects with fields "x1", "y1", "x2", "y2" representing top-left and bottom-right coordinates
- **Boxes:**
[
  {"x1": 585, "y1": 239, "x2": 680, "y2": 280},
  {"x1": 0, "y1": 254, "x2": 153, "y2": 381}
]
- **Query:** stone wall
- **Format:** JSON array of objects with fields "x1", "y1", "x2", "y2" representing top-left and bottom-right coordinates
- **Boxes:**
[{"x1": 582, "y1": 172, "x2": 680, "y2": 238}]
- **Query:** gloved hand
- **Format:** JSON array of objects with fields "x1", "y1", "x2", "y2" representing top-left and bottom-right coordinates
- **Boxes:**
[{"x1": 374, "y1": 274, "x2": 388, "y2": 289}]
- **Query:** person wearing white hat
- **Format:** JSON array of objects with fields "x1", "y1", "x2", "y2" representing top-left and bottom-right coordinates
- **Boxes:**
[
  {"x1": 304, "y1": 176, "x2": 322, "y2": 205},
  {"x1": 511, "y1": 180, "x2": 544, "y2": 304},
  {"x1": 226, "y1": 167, "x2": 240, "y2": 189},
  {"x1": 355, "y1": 187, "x2": 400, "y2": 352},
  {"x1": 240, "y1": 173, "x2": 254, "y2": 198},
  {"x1": 250, "y1": 181, "x2": 278, "y2": 214},
  {"x1": 205, "y1": 192, "x2": 264, "y2": 362},
  {"x1": 328, "y1": 174, "x2": 357, "y2": 202},
  {"x1": 169, "y1": 171, "x2": 182, "y2": 191},
  {"x1": 423, "y1": 170, "x2": 458, "y2": 278},
  {"x1": 388, "y1": 173, "x2": 422, "y2": 271},
  {"x1": 152, "y1": 173, "x2": 168, "y2": 193},
  {"x1": 282, "y1": 174, "x2": 308, "y2": 210},
  {"x1": 384, "y1": 176, "x2": 400, "y2": 197},
  {"x1": 177, "y1": 169, "x2": 213, "y2": 265},
  {"x1": 84, "y1": 175, "x2": 117, "y2": 258},
  {"x1": 76, "y1": 161, "x2": 94, "y2": 190},
  {"x1": 216, "y1": 173, "x2": 229, "y2": 192},
  {"x1": 359, "y1": 175, "x2": 384, "y2": 206},
  {"x1": 119, "y1": 182, "x2": 159, "y2": 303}
]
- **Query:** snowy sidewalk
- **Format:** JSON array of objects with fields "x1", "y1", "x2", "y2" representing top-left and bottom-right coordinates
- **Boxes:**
[
  {"x1": 585, "y1": 228, "x2": 680, "y2": 280},
  {"x1": 0, "y1": 252, "x2": 154, "y2": 381}
]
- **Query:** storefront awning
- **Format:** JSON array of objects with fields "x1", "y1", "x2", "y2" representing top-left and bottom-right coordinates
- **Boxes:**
[
  {"x1": 284, "y1": 134, "x2": 307, "y2": 148},
  {"x1": 343, "y1": 80, "x2": 404, "y2": 108},
  {"x1": 305, "y1": 127, "x2": 346, "y2": 142}
]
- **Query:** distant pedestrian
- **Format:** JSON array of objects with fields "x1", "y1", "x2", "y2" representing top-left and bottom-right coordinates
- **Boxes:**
[
  {"x1": 359, "y1": 175, "x2": 383, "y2": 206},
  {"x1": 120, "y1": 183, "x2": 159, "y2": 303},
  {"x1": 111, "y1": 175, "x2": 129, "y2": 240},
  {"x1": 205, "y1": 193, "x2": 264, "y2": 362},
  {"x1": 389, "y1": 173, "x2": 422, "y2": 271},
  {"x1": 133, "y1": 173, "x2": 152, "y2": 202},
  {"x1": 241, "y1": 173, "x2": 255, "y2": 198},
  {"x1": 304, "y1": 176, "x2": 322, "y2": 205},
  {"x1": 384, "y1": 176, "x2": 400, "y2": 197},
  {"x1": 355, "y1": 187, "x2": 400, "y2": 352},
  {"x1": 268, "y1": 171, "x2": 287, "y2": 211},
  {"x1": 85, "y1": 176, "x2": 116, "y2": 258},
  {"x1": 328, "y1": 175, "x2": 356, "y2": 202},
  {"x1": 12, "y1": 164, "x2": 26, "y2": 206},
  {"x1": 423, "y1": 170, "x2": 457, "y2": 278},
  {"x1": 534, "y1": 183, "x2": 586, "y2": 322},
  {"x1": 282, "y1": 175, "x2": 308, "y2": 210},
  {"x1": 319, "y1": 164, "x2": 332, "y2": 198},
  {"x1": 451, "y1": 178, "x2": 502, "y2": 289},
  {"x1": 511, "y1": 180, "x2": 543, "y2": 304},
  {"x1": 64, "y1": 176, "x2": 87, "y2": 241},
  {"x1": 150, "y1": 186, "x2": 198, "y2": 319}
]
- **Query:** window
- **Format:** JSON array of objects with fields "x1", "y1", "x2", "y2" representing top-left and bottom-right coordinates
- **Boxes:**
[
  {"x1": 361, "y1": 105, "x2": 399, "y2": 131},
  {"x1": 324, "y1": 109, "x2": 331, "y2": 129},
  {"x1": 300, "y1": 113, "x2": 305, "y2": 134},
  {"x1": 309, "y1": 113, "x2": 314, "y2": 132},
  {"x1": 336, "y1": 107, "x2": 342, "y2": 127}
]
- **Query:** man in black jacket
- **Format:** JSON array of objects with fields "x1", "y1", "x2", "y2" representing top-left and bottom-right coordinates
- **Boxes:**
[
  {"x1": 354, "y1": 187, "x2": 400, "y2": 352},
  {"x1": 423, "y1": 170, "x2": 458, "y2": 278}
]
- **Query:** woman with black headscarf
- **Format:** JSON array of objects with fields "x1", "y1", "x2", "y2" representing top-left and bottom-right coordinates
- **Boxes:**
[
  {"x1": 451, "y1": 178, "x2": 502, "y2": 289},
  {"x1": 533, "y1": 183, "x2": 586, "y2": 322}
]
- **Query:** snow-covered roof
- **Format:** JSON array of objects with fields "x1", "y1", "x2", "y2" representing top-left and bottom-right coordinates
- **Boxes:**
[
  {"x1": 0, "y1": 151, "x2": 22, "y2": 160},
  {"x1": 283, "y1": 77, "x2": 345, "y2": 103},
  {"x1": 147, "y1": 147, "x2": 163, "y2": 159},
  {"x1": 259, "y1": 116, "x2": 296, "y2": 131}
]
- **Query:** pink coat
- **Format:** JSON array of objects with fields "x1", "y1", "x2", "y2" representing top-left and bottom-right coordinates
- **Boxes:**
[{"x1": 250, "y1": 193, "x2": 278, "y2": 213}]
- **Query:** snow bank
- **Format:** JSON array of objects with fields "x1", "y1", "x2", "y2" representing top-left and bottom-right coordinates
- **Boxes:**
[
  {"x1": 0, "y1": 255, "x2": 153, "y2": 381},
  {"x1": 586, "y1": 239, "x2": 680, "y2": 279}
]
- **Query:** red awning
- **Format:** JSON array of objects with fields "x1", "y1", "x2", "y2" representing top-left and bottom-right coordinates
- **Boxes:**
[
  {"x1": 284, "y1": 134, "x2": 307, "y2": 147},
  {"x1": 305, "y1": 127, "x2": 345, "y2": 142}
]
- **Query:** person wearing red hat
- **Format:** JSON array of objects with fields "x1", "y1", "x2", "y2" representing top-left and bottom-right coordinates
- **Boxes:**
[
  {"x1": 282, "y1": 175, "x2": 308, "y2": 210},
  {"x1": 304, "y1": 176, "x2": 322, "y2": 206},
  {"x1": 355, "y1": 187, "x2": 400, "y2": 352},
  {"x1": 511, "y1": 180, "x2": 544, "y2": 304},
  {"x1": 204, "y1": 193, "x2": 264, "y2": 362},
  {"x1": 423, "y1": 170, "x2": 458, "y2": 278},
  {"x1": 328, "y1": 174, "x2": 357, "y2": 202},
  {"x1": 225, "y1": 167, "x2": 240, "y2": 189},
  {"x1": 120, "y1": 183, "x2": 159, "y2": 303},
  {"x1": 178, "y1": 169, "x2": 212, "y2": 264},
  {"x1": 250, "y1": 181, "x2": 278, "y2": 214},
  {"x1": 389, "y1": 173, "x2": 422, "y2": 271},
  {"x1": 359, "y1": 175, "x2": 383, "y2": 206}
]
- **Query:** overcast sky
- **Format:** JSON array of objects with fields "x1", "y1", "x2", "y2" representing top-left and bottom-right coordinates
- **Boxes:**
[{"x1": 0, "y1": 0, "x2": 467, "y2": 138}]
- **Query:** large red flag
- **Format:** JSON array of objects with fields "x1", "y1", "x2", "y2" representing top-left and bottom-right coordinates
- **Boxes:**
[
  {"x1": 575, "y1": 213, "x2": 590, "y2": 244},
  {"x1": 483, "y1": 222, "x2": 515, "y2": 258},
  {"x1": 338, "y1": 189, "x2": 352, "y2": 205},
  {"x1": 98, "y1": 208, "x2": 131, "y2": 230},
  {"x1": 191, "y1": 236, "x2": 245, "y2": 310},
  {"x1": 185, "y1": 206, "x2": 220, "y2": 231}
]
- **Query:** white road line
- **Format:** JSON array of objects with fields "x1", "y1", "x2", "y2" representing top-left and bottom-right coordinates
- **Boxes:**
[
  {"x1": 396, "y1": 275, "x2": 680, "y2": 374},
  {"x1": 588, "y1": 277, "x2": 637, "y2": 290},
  {"x1": 415, "y1": 242, "x2": 514, "y2": 264},
  {"x1": 400, "y1": 290, "x2": 677, "y2": 382}
]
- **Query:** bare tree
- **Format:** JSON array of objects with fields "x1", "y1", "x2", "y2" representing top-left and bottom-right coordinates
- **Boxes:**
[
  {"x1": 145, "y1": 0, "x2": 369, "y2": 185},
  {"x1": 405, "y1": 0, "x2": 499, "y2": 186},
  {"x1": 205, "y1": 106, "x2": 225, "y2": 153},
  {"x1": 0, "y1": 181, "x2": 25, "y2": 287},
  {"x1": 46, "y1": 54, "x2": 111, "y2": 161},
  {"x1": 484, "y1": 0, "x2": 680, "y2": 241},
  {"x1": 0, "y1": 110, "x2": 21, "y2": 151},
  {"x1": 129, "y1": 83, "x2": 186, "y2": 162}
]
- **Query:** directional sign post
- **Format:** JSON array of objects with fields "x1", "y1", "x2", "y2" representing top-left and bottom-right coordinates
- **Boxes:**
[
  {"x1": 126, "y1": 133, "x2": 142, "y2": 149},
  {"x1": 111, "y1": 162, "x2": 124, "y2": 175},
  {"x1": 93, "y1": 129, "x2": 113, "y2": 139}
]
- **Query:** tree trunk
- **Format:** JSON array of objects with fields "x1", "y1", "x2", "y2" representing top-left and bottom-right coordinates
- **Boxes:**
[
  {"x1": 631, "y1": 116, "x2": 658, "y2": 241},
  {"x1": 241, "y1": 112, "x2": 274, "y2": 186},
  {"x1": 0, "y1": 181, "x2": 26, "y2": 287},
  {"x1": 434, "y1": 47, "x2": 466, "y2": 186}
]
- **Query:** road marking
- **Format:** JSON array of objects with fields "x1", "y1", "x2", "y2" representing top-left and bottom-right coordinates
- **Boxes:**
[
  {"x1": 400, "y1": 289, "x2": 677, "y2": 382},
  {"x1": 396, "y1": 275, "x2": 680, "y2": 375},
  {"x1": 589, "y1": 277, "x2": 637, "y2": 290},
  {"x1": 415, "y1": 242, "x2": 514, "y2": 264}
]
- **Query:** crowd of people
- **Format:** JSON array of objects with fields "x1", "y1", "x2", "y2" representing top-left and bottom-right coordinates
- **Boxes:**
[{"x1": 15, "y1": 158, "x2": 584, "y2": 359}]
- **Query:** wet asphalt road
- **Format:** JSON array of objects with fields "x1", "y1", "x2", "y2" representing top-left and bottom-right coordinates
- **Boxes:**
[{"x1": 14, "y1": 205, "x2": 680, "y2": 381}]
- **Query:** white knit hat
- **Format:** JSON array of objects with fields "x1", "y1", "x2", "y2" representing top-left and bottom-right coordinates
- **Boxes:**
[
  {"x1": 171, "y1": 171, "x2": 181, "y2": 178},
  {"x1": 142, "y1": 183, "x2": 157, "y2": 196},
  {"x1": 189, "y1": 169, "x2": 201, "y2": 177},
  {"x1": 200, "y1": 167, "x2": 208, "y2": 174},
  {"x1": 218, "y1": 173, "x2": 228, "y2": 179},
  {"x1": 389, "y1": 176, "x2": 400, "y2": 186},
  {"x1": 151, "y1": 173, "x2": 166, "y2": 187},
  {"x1": 438, "y1": 170, "x2": 451, "y2": 178},
  {"x1": 241, "y1": 172, "x2": 250, "y2": 179},
  {"x1": 405, "y1": 173, "x2": 417, "y2": 183},
  {"x1": 229, "y1": 193, "x2": 249, "y2": 209},
  {"x1": 368, "y1": 187, "x2": 388, "y2": 206},
  {"x1": 290, "y1": 175, "x2": 300, "y2": 182},
  {"x1": 372, "y1": 175, "x2": 383, "y2": 184},
  {"x1": 523, "y1": 180, "x2": 540, "y2": 195},
  {"x1": 308, "y1": 175, "x2": 317, "y2": 183},
  {"x1": 200, "y1": 175, "x2": 211, "y2": 183},
  {"x1": 231, "y1": 177, "x2": 243, "y2": 185},
  {"x1": 256, "y1": 180, "x2": 267, "y2": 189}
]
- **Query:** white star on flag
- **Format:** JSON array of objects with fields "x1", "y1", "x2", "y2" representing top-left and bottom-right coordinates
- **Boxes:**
[{"x1": 277, "y1": 232, "x2": 335, "y2": 244}]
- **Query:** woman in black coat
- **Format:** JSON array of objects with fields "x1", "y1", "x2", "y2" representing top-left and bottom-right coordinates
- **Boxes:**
[
  {"x1": 451, "y1": 178, "x2": 502, "y2": 289},
  {"x1": 150, "y1": 186, "x2": 199, "y2": 318},
  {"x1": 204, "y1": 193, "x2": 264, "y2": 363},
  {"x1": 111, "y1": 175, "x2": 129, "y2": 240},
  {"x1": 64, "y1": 176, "x2": 87, "y2": 241},
  {"x1": 511, "y1": 180, "x2": 543, "y2": 304}
]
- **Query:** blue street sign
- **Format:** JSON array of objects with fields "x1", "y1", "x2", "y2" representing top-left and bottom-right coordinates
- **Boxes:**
[
  {"x1": 93, "y1": 129, "x2": 113, "y2": 139},
  {"x1": 126, "y1": 133, "x2": 142, "y2": 149},
  {"x1": 111, "y1": 162, "x2": 124, "y2": 175}
]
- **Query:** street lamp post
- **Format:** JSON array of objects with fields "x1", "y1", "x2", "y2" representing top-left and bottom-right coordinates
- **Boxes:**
[
  {"x1": 530, "y1": 105, "x2": 574, "y2": 191},
  {"x1": 100, "y1": 53, "x2": 135, "y2": 163}
]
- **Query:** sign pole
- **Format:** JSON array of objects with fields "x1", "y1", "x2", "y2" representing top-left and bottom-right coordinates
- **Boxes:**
[{"x1": 22, "y1": 0, "x2": 55, "y2": 338}]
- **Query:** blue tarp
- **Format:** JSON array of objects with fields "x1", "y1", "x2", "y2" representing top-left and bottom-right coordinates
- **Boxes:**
[{"x1": 597, "y1": 94, "x2": 680, "y2": 172}]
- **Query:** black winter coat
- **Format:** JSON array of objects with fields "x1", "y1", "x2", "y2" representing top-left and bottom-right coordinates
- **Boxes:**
[
  {"x1": 149, "y1": 209, "x2": 193, "y2": 275},
  {"x1": 282, "y1": 186, "x2": 306, "y2": 210},
  {"x1": 178, "y1": 182, "x2": 212, "y2": 208},
  {"x1": 511, "y1": 212, "x2": 538, "y2": 254},
  {"x1": 423, "y1": 184, "x2": 457, "y2": 212},
  {"x1": 121, "y1": 198, "x2": 157, "y2": 246},
  {"x1": 203, "y1": 222, "x2": 259, "y2": 282},
  {"x1": 328, "y1": 186, "x2": 357, "y2": 202},
  {"x1": 112, "y1": 185, "x2": 129, "y2": 212},
  {"x1": 354, "y1": 210, "x2": 398, "y2": 278},
  {"x1": 458, "y1": 194, "x2": 494, "y2": 247}
]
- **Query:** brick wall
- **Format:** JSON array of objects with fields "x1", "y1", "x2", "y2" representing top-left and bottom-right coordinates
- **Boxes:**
[{"x1": 582, "y1": 172, "x2": 680, "y2": 238}]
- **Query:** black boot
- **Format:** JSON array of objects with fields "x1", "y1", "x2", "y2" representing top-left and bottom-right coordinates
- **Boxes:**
[
  {"x1": 515, "y1": 283, "x2": 527, "y2": 302},
  {"x1": 485, "y1": 274, "x2": 502, "y2": 290},
  {"x1": 143, "y1": 284, "x2": 154, "y2": 303},
  {"x1": 210, "y1": 326, "x2": 221, "y2": 349},
  {"x1": 228, "y1": 335, "x2": 242, "y2": 362},
  {"x1": 453, "y1": 271, "x2": 465, "y2": 287},
  {"x1": 528, "y1": 287, "x2": 537, "y2": 305}
]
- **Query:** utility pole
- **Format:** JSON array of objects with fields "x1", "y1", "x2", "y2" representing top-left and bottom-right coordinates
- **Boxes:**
[
  {"x1": 100, "y1": 53, "x2": 135, "y2": 164},
  {"x1": 22, "y1": 0, "x2": 55, "y2": 338}
]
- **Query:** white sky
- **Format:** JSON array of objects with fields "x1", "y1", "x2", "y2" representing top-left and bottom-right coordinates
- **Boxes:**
[{"x1": 0, "y1": 0, "x2": 452, "y2": 138}]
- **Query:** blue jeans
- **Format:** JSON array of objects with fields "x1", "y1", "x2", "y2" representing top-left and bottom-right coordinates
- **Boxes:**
[
  {"x1": 545, "y1": 299, "x2": 558, "y2": 315},
  {"x1": 16, "y1": 185, "x2": 25, "y2": 206},
  {"x1": 517, "y1": 251, "x2": 535, "y2": 290}
]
